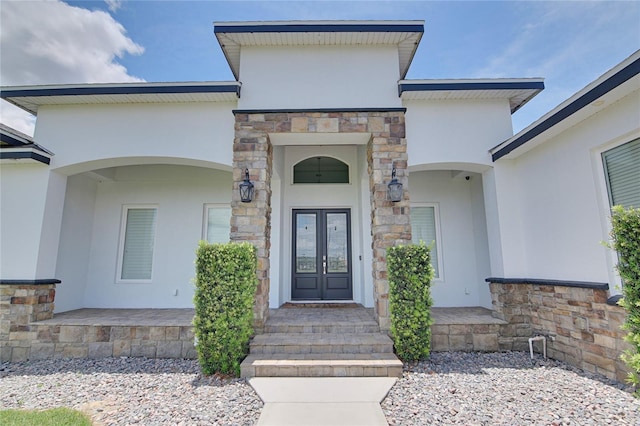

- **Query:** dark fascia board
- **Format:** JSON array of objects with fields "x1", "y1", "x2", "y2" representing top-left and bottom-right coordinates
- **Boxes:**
[
  {"x1": 485, "y1": 277, "x2": 609, "y2": 290},
  {"x1": 0, "y1": 278, "x2": 61, "y2": 285},
  {"x1": 1, "y1": 132, "x2": 29, "y2": 146},
  {"x1": 1, "y1": 83, "x2": 241, "y2": 99},
  {"x1": 214, "y1": 22, "x2": 425, "y2": 34},
  {"x1": 0, "y1": 149, "x2": 51, "y2": 165},
  {"x1": 233, "y1": 107, "x2": 407, "y2": 115},
  {"x1": 398, "y1": 80, "x2": 545, "y2": 94},
  {"x1": 492, "y1": 56, "x2": 640, "y2": 161}
]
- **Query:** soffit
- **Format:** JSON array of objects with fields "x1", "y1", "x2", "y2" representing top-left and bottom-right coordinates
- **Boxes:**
[
  {"x1": 399, "y1": 79, "x2": 545, "y2": 113},
  {"x1": 214, "y1": 21, "x2": 424, "y2": 80},
  {"x1": 1, "y1": 82, "x2": 241, "y2": 115}
]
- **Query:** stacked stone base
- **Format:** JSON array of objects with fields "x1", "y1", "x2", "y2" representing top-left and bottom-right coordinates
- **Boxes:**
[
  {"x1": 432, "y1": 323, "x2": 530, "y2": 352},
  {"x1": 19, "y1": 324, "x2": 196, "y2": 362},
  {"x1": 488, "y1": 279, "x2": 632, "y2": 383}
]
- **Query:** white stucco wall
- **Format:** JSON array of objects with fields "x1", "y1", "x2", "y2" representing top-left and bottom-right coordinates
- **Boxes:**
[
  {"x1": 54, "y1": 174, "x2": 97, "y2": 312},
  {"x1": 501, "y1": 89, "x2": 639, "y2": 287},
  {"x1": 0, "y1": 164, "x2": 66, "y2": 280},
  {"x1": 34, "y1": 102, "x2": 236, "y2": 174},
  {"x1": 404, "y1": 99, "x2": 513, "y2": 170},
  {"x1": 409, "y1": 170, "x2": 492, "y2": 307},
  {"x1": 238, "y1": 46, "x2": 401, "y2": 110},
  {"x1": 67, "y1": 165, "x2": 233, "y2": 308}
]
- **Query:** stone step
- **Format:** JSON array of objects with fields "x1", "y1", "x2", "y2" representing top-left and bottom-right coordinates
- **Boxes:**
[
  {"x1": 249, "y1": 332, "x2": 394, "y2": 355},
  {"x1": 264, "y1": 322, "x2": 381, "y2": 334},
  {"x1": 240, "y1": 353, "x2": 403, "y2": 378}
]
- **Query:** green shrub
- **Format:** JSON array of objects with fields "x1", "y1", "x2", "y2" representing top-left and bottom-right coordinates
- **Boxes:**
[
  {"x1": 610, "y1": 206, "x2": 640, "y2": 395},
  {"x1": 387, "y1": 243, "x2": 434, "y2": 362},
  {"x1": 194, "y1": 241, "x2": 257, "y2": 376}
]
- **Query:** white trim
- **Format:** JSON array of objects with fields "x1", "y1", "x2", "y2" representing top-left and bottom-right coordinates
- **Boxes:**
[
  {"x1": 202, "y1": 203, "x2": 232, "y2": 243},
  {"x1": 410, "y1": 202, "x2": 444, "y2": 281},
  {"x1": 116, "y1": 204, "x2": 158, "y2": 284}
]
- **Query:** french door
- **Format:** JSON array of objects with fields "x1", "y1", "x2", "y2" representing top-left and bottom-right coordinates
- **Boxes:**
[{"x1": 291, "y1": 209, "x2": 352, "y2": 300}]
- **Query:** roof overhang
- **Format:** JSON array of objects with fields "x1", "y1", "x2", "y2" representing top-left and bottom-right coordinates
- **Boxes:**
[
  {"x1": 0, "y1": 123, "x2": 34, "y2": 146},
  {"x1": 0, "y1": 145, "x2": 53, "y2": 165},
  {"x1": 399, "y1": 79, "x2": 544, "y2": 113},
  {"x1": 1, "y1": 81, "x2": 241, "y2": 115},
  {"x1": 491, "y1": 50, "x2": 640, "y2": 161},
  {"x1": 214, "y1": 20, "x2": 424, "y2": 80}
]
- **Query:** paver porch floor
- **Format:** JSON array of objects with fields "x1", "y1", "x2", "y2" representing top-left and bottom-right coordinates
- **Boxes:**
[{"x1": 33, "y1": 306, "x2": 501, "y2": 326}]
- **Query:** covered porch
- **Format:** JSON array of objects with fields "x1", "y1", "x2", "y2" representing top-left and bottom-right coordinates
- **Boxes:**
[{"x1": 19, "y1": 305, "x2": 513, "y2": 363}]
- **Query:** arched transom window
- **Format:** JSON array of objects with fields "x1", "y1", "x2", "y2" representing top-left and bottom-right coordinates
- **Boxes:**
[{"x1": 293, "y1": 157, "x2": 349, "y2": 184}]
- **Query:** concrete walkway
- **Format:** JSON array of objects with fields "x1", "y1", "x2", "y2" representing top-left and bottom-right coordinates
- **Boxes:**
[{"x1": 249, "y1": 377, "x2": 396, "y2": 426}]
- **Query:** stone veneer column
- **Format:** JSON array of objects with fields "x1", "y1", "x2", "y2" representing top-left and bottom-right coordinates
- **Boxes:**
[
  {"x1": 231, "y1": 113, "x2": 273, "y2": 330},
  {"x1": 0, "y1": 282, "x2": 56, "y2": 362},
  {"x1": 230, "y1": 110, "x2": 410, "y2": 331},
  {"x1": 367, "y1": 111, "x2": 412, "y2": 331}
]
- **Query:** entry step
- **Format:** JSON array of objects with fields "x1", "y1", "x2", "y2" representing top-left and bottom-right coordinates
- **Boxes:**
[
  {"x1": 249, "y1": 332, "x2": 394, "y2": 354},
  {"x1": 240, "y1": 353, "x2": 403, "y2": 378}
]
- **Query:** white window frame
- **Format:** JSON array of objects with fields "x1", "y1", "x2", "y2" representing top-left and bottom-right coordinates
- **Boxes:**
[
  {"x1": 202, "y1": 204, "x2": 231, "y2": 243},
  {"x1": 116, "y1": 204, "x2": 158, "y2": 284},
  {"x1": 591, "y1": 130, "x2": 640, "y2": 295},
  {"x1": 410, "y1": 202, "x2": 444, "y2": 281}
]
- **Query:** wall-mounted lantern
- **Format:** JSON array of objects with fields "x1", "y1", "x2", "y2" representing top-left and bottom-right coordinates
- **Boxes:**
[
  {"x1": 387, "y1": 165, "x2": 403, "y2": 202},
  {"x1": 239, "y1": 168, "x2": 254, "y2": 203}
]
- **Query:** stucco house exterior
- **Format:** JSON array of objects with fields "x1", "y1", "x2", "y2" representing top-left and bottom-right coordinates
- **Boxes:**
[{"x1": 1, "y1": 21, "x2": 638, "y2": 368}]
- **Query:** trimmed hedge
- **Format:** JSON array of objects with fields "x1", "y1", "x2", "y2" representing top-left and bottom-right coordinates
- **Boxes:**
[
  {"x1": 387, "y1": 243, "x2": 434, "y2": 362},
  {"x1": 193, "y1": 241, "x2": 257, "y2": 376},
  {"x1": 610, "y1": 206, "x2": 640, "y2": 395}
]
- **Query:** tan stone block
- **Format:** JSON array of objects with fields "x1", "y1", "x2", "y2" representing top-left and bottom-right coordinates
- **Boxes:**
[
  {"x1": 30, "y1": 343, "x2": 55, "y2": 360},
  {"x1": 449, "y1": 334, "x2": 471, "y2": 351},
  {"x1": 59, "y1": 326, "x2": 85, "y2": 343},
  {"x1": 157, "y1": 341, "x2": 183, "y2": 358},
  {"x1": 10, "y1": 331, "x2": 37, "y2": 341},
  {"x1": 149, "y1": 326, "x2": 166, "y2": 341},
  {"x1": 165, "y1": 326, "x2": 180, "y2": 340},
  {"x1": 431, "y1": 334, "x2": 449, "y2": 351},
  {"x1": 59, "y1": 344, "x2": 88, "y2": 358},
  {"x1": 112, "y1": 340, "x2": 131, "y2": 357},
  {"x1": 315, "y1": 118, "x2": 339, "y2": 133},
  {"x1": 88, "y1": 342, "x2": 113, "y2": 358},
  {"x1": 291, "y1": 117, "x2": 308, "y2": 132},
  {"x1": 367, "y1": 117, "x2": 386, "y2": 133},
  {"x1": 11, "y1": 346, "x2": 29, "y2": 362},
  {"x1": 594, "y1": 334, "x2": 617, "y2": 349},
  {"x1": 473, "y1": 334, "x2": 498, "y2": 351}
]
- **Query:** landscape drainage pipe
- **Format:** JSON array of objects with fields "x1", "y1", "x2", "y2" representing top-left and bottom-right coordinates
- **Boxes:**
[{"x1": 528, "y1": 335, "x2": 547, "y2": 359}]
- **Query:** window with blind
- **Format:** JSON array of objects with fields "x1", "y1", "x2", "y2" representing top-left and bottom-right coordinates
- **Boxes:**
[
  {"x1": 410, "y1": 205, "x2": 442, "y2": 279},
  {"x1": 118, "y1": 206, "x2": 157, "y2": 282},
  {"x1": 602, "y1": 138, "x2": 640, "y2": 208},
  {"x1": 203, "y1": 204, "x2": 231, "y2": 243}
]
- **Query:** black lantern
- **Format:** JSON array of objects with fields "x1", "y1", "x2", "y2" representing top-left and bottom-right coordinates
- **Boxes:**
[
  {"x1": 239, "y1": 168, "x2": 254, "y2": 203},
  {"x1": 387, "y1": 166, "x2": 403, "y2": 202}
]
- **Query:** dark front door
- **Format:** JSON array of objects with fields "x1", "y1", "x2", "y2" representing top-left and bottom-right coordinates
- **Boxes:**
[{"x1": 292, "y1": 209, "x2": 352, "y2": 300}]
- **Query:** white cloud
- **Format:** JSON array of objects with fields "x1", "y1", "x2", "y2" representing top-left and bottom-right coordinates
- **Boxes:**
[
  {"x1": 105, "y1": 0, "x2": 123, "y2": 13},
  {"x1": 0, "y1": 0, "x2": 144, "y2": 135}
]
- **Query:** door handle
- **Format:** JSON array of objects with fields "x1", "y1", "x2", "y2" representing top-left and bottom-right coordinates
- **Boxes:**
[{"x1": 323, "y1": 255, "x2": 327, "y2": 275}]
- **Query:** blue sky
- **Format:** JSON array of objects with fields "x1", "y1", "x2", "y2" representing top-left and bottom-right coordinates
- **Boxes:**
[{"x1": 1, "y1": 1, "x2": 639, "y2": 135}]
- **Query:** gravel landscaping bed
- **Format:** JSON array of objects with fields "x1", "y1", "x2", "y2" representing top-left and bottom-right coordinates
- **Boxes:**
[
  {"x1": 0, "y1": 357, "x2": 262, "y2": 425},
  {"x1": 383, "y1": 351, "x2": 640, "y2": 425},
  {"x1": 2, "y1": 352, "x2": 638, "y2": 425}
]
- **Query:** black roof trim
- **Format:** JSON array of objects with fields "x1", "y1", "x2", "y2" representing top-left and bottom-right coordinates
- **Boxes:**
[
  {"x1": 486, "y1": 277, "x2": 609, "y2": 290},
  {"x1": 0, "y1": 278, "x2": 61, "y2": 285},
  {"x1": 492, "y1": 56, "x2": 640, "y2": 161},
  {"x1": 398, "y1": 81, "x2": 545, "y2": 96},
  {"x1": 1, "y1": 132, "x2": 28, "y2": 146},
  {"x1": 215, "y1": 23, "x2": 424, "y2": 34},
  {"x1": 0, "y1": 150, "x2": 50, "y2": 165},
  {"x1": 0, "y1": 84, "x2": 241, "y2": 99},
  {"x1": 233, "y1": 107, "x2": 407, "y2": 115}
]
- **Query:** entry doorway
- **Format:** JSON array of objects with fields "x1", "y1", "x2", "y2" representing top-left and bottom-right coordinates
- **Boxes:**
[{"x1": 291, "y1": 209, "x2": 352, "y2": 300}]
